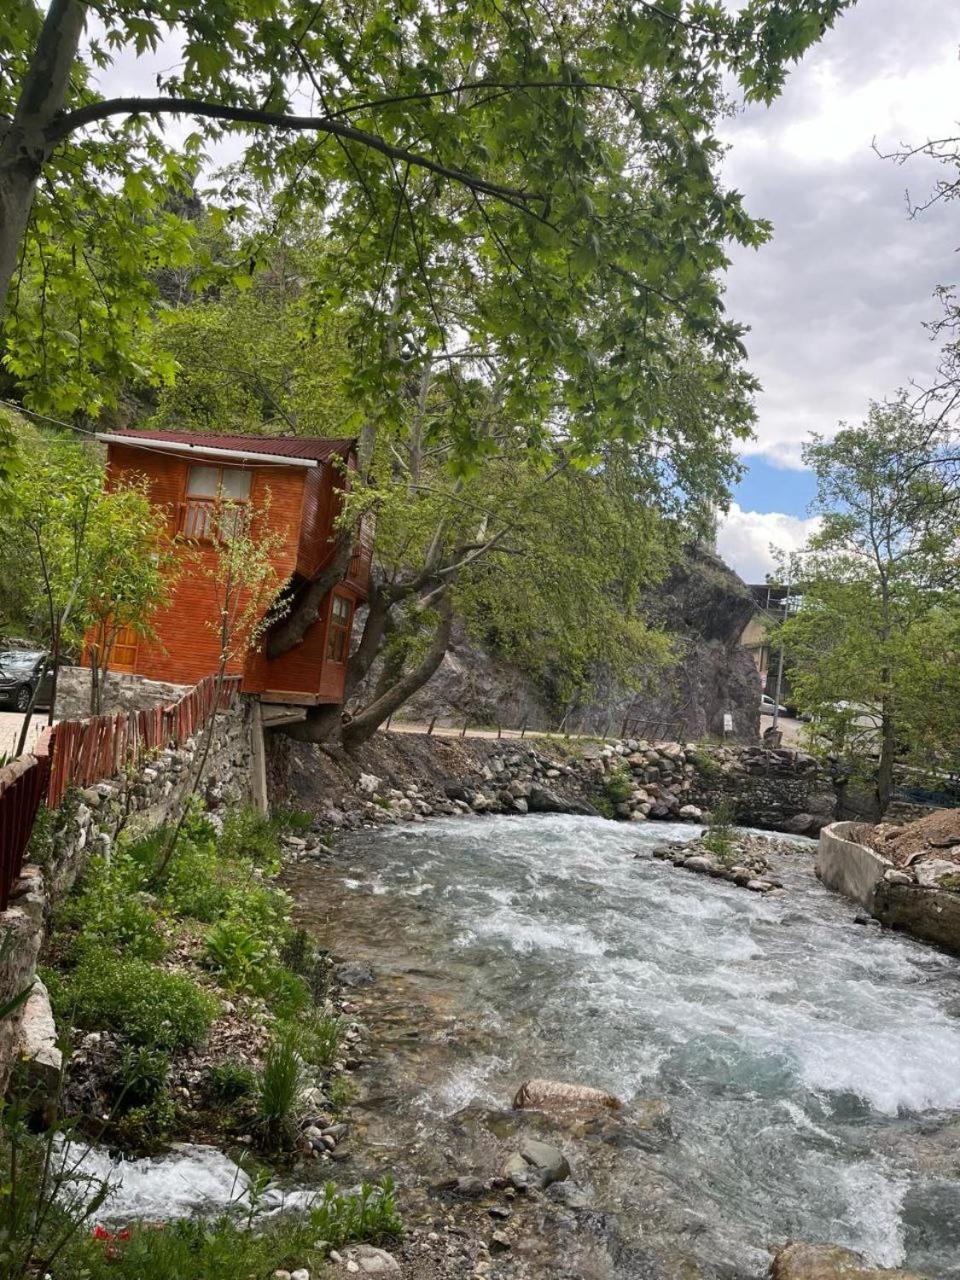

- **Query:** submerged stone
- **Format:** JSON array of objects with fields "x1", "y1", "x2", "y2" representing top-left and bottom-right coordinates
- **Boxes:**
[{"x1": 771, "y1": 1242, "x2": 930, "y2": 1279}]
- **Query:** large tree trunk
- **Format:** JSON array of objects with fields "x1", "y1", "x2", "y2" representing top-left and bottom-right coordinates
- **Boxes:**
[
  {"x1": 341, "y1": 593, "x2": 453, "y2": 752},
  {"x1": 265, "y1": 532, "x2": 354, "y2": 657},
  {"x1": 0, "y1": 0, "x2": 84, "y2": 321},
  {"x1": 281, "y1": 581, "x2": 395, "y2": 744}
]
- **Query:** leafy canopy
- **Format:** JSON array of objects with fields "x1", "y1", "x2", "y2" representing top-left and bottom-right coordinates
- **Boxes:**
[
  {"x1": 780, "y1": 397, "x2": 960, "y2": 794},
  {"x1": 1, "y1": 0, "x2": 853, "y2": 458}
]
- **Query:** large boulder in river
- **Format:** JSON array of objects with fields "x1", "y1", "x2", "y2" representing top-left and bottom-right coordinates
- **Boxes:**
[
  {"x1": 513, "y1": 1078, "x2": 621, "y2": 1113},
  {"x1": 526, "y1": 787, "x2": 598, "y2": 817},
  {"x1": 771, "y1": 1242, "x2": 930, "y2": 1279}
]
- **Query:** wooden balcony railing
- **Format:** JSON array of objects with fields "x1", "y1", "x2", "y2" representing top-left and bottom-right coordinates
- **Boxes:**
[{"x1": 178, "y1": 497, "x2": 248, "y2": 541}]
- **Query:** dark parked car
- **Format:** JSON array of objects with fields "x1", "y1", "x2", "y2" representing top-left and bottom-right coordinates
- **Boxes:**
[{"x1": 0, "y1": 649, "x2": 53, "y2": 711}]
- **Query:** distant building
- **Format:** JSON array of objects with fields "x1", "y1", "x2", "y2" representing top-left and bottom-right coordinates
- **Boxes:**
[
  {"x1": 740, "y1": 583, "x2": 792, "y2": 691},
  {"x1": 88, "y1": 429, "x2": 373, "y2": 707}
]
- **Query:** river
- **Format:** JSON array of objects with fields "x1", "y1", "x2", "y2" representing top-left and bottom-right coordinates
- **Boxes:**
[{"x1": 289, "y1": 814, "x2": 960, "y2": 1279}]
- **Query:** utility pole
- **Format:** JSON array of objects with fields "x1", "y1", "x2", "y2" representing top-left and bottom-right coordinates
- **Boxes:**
[{"x1": 771, "y1": 563, "x2": 792, "y2": 734}]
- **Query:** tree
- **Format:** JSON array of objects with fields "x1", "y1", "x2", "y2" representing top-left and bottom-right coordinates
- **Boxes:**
[
  {"x1": 0, "y1": 432, "x2": 101, "y2": 746},
  {"x1": 880, "y1": 132, "x2": 960, "y2": 429},
  {"x1": 155, "y1": 493, "x2": 286, "y2": 876},
  {"x1": 81, "y1": 479, "x2": 176, "y2": 714},
  {"x1": 779, "y1": 398, "x2": 960, "y2": 815},
  {"x1": 2, "y1": 2, "x2": 852, "y2": 447}
]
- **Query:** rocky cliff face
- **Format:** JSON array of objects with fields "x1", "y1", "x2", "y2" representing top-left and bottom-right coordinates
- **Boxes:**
[{"x1": 389, "y1": 546, "x2": 761, "y2": 743}]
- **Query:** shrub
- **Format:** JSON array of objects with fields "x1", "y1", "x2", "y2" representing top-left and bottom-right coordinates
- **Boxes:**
[
  {"x1": 207, "y1": 1060, "x2": 257, "y2": 1104},
  {"x1": 113, "y1": 1091, "x2": 177, "y2": 1148},
  {"x1": 328, "y1": 1076, "x2": 356, "y2": 1113},
  {"x1": 77, "y1": 894, "x2": 167, "y2": 963},
  {"x1": 701, "y1": 797, "x2": 737, "y2": 864},
  {"x1": 219, "y1": 806, "x2": 283, "y2": 869},
  {"x1": 115, "y1": 1046, "x2": 170, "y2": 1108},
  {"x1": 52, "y1": 951, "x2": 217, "y2": 1050},
  {"x1": 203, "y1": 919, "x2": 269, "y2": 989},
  {"x1": 256, "y1": 1033, "x2": 303, "y2": 1151},
  {"x1": 309, "y1": 1176, "x2": 403, "y2": 1247},
  {"x1": 258, "y1": 966, "x2": 311, "y2": 1019},
  {"x1": 280, "y1": 929, "x2": 332, "y2": 1004},
  {"x1": 603, "y1": 763, "x2": 634, "y2": 806}
]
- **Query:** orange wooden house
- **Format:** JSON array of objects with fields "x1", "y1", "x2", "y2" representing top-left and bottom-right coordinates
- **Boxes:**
[{"x1": 91, "y1": 429, "x2": 373, "y2": 706}]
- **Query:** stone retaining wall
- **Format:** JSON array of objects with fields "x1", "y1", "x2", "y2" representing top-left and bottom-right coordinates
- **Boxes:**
[
  {"x1": 0, "y1": 697, "x2": 254, "y2": 1090},
  {"x1": 53, "y1": 666, "x2": 189, "y2": 721}
]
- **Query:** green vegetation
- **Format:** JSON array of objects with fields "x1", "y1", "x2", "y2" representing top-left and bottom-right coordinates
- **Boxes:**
[
  {"x1": 43, "y1": 803, "x2": 351, "y2": 1155},
  {"x1": 603, "y1": 763, "x2": 635, "y2": 808},
  {"x1": 47, "y1": 953, "x2": 216, "y2": 1052},
  {"x1": 778, "y1": 398, "x2": 960, "y2": 813},
  {"x1": 207, "y1": 1060, "x2": 257, "y2": 1104},
  {"x1": 256, "y1": 1033, "x2": 304, "y2": 1152},
  {"x1": 701, "y1": 798, "x2": 737, "y2": 865}
]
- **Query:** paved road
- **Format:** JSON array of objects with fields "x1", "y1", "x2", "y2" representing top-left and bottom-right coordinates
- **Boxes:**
[
  {"x1": 388, "y1": 716, "x2": 809, "y2": 747},
  {"x1": 0, "y1": 710, "x2": 53, "y2": 757}
]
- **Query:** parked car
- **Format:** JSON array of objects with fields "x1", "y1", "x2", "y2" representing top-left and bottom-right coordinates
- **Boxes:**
[
  {"x1": 0, "y1": 649, "x2": 52, "y2": 711},
  {"x1": 760, "y1": 694, "x2": 788, "y2": 717}
]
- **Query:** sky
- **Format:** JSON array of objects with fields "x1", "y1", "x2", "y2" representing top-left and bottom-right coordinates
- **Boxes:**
[{"x1": 714, "y1": 0, "x2": 960, "y2": 580}]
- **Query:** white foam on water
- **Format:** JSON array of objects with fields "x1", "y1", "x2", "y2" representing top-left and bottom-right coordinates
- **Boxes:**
[
  {"x1": 836, "y1": 1159, "x2": 909, "y2": 1268},
  {"x1": 64, "y1": 1143, "x2": 317, "y2": 1222}
]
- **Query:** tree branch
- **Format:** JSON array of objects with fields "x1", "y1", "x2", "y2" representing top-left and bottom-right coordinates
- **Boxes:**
[{"x1": 47, "y1": 96, "x2": 546, "y2": 213}]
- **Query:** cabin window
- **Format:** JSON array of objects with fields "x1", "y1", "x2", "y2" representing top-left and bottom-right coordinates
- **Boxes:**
[
  {"x1": 326, "y1": 593, "x2": 352, "y2": 663},
  {"x1": 181, "y1": 465, "x2": 251, "y2": 539}
]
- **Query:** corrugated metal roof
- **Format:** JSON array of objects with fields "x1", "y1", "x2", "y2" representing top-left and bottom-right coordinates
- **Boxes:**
[{"x1": 103, "y1": 429, "x2": 355, "y2": 463}]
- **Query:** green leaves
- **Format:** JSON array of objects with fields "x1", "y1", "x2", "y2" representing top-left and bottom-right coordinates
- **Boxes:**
[
  {"x1": 781, "y1": 397, "x2": 960, "y2": 794},
  {"x1": 2, "y1": 0, "x2": 849, "y2": 446}
]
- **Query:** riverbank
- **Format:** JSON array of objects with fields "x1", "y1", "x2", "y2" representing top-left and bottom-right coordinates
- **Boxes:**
[
  {"x1": 11, "y1": 727, "x2": 952, "y2": 1279},
  {"x1": 275, "y1": 730, "x2": 836, "y2": 837}
]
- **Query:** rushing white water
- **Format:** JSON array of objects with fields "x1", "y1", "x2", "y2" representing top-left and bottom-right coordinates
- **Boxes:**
[
  {"x1": 318, "y1": 814, "x2": 960, "y2": 1278},
  {"x1": 65, "y1": 1143, "x2": 317, "y2": 1220}
]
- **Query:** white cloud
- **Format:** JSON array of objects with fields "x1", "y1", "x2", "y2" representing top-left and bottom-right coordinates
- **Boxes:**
[
  {"x1": 719, "y1": 0, "x2": 960, "y2": 471},
  {"x1": 716, "y1": 504, "x2": 821, "y2": 582}
]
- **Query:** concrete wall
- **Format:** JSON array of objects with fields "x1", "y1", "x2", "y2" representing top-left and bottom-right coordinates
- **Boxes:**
[
  {"x1": 816, "y1": 821, "x2": 890, "y2": 910},
  {"x1": 817, "y1": 821, "x2": 960, "y2": 956}
]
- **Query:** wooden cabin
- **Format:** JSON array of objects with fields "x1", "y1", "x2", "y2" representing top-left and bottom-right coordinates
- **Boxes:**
[{"x1": 90, "y1": 429, "x2": 372, "y2": 706}]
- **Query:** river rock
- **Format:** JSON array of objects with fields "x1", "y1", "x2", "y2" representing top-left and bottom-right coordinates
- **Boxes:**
[
  {"x1": 770, "y1": 1242, "x2": 930, "y2": 1279},
  {"x1": 783, "y1": 812, "x2": 815, "y2": 834},
  {"x1": 513, "y1": 1078, "x2": 622, "y2": 1112},
  {"x1": 914, "y1": 859, "x2": 960, "y2": 889},
  {"x1": 683, "y1": 854, "x2": 715, "y2": 872},
  {"x1": 356, "y1": 1245, "x2": 400, "y2": 1273},
  {"x1": 519, "y1": 1136, "x2": 570, "y2": 1185}
]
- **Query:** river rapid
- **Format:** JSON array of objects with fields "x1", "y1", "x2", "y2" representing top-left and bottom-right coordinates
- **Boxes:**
[{"x1": 289, "y1": 814, "x2": 960, "y2": 1280}]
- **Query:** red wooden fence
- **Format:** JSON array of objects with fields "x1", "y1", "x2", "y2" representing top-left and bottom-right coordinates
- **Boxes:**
[{"x1": 0, "y1": 673, "x2": 241, "y2": 910}]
